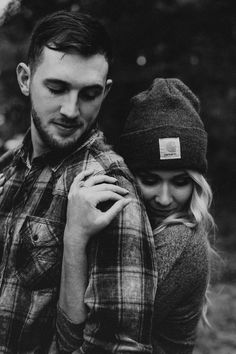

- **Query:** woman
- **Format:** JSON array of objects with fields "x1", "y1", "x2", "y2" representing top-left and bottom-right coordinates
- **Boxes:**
[{"x1": 58, "y1": 78, "x2": 215, "y2": 353}]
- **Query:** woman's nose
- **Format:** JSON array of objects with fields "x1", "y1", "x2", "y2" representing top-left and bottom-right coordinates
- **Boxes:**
[{"x1": 155, "y1": 184, "x2": 172, "y2": 206}]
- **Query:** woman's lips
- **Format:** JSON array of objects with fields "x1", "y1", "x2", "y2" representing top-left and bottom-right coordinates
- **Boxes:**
[{"x1": 148, "y1": 206, "x2": 175, "y2": 216}]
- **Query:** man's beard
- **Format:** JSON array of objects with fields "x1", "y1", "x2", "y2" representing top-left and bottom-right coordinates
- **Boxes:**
[{"x1": 31, "y1": 107, "x2": 82, "y2": 154}]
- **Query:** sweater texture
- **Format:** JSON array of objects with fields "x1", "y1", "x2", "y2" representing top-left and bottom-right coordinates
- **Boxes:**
[{"x1": 152, "y1": 224, "x2": 209, "y2": 354}]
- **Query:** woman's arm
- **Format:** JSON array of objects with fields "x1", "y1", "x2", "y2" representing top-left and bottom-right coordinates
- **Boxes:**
[
  {"x1": 57, "y1": 171, "x2": 131, "y2": 351},
  {"x1": 153, "y1": 225, "x2": 209, "y2": 354}
]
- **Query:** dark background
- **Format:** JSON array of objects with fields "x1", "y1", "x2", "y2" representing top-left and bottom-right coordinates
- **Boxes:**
[{"x1": 0, "y1": 1, "x2": 236, "y2": 352}]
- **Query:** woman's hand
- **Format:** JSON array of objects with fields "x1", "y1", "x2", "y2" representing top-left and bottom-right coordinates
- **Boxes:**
[
  {"x1": 0, "y1": 173, "x2": 5, "y2": 194},
  {"x1": 64, "y1": 170, "x2": 131, "y2": 250},
  {"x1": 60, "y1": 170, "x2": 130, "y2": 325}
]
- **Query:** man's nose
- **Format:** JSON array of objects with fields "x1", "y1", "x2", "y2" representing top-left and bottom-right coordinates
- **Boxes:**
[
  {"x1": 60, "y1": 93, "x2": 79, "y2": 119},
  {"x1": 155, "y1": 184, "x2": 172, "y2": 206}
]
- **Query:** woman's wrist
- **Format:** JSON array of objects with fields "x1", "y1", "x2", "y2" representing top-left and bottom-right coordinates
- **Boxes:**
[
  {"x1": 59, "y1": 253, "x2": 88, "y2": 323},
  {"x1": 63, "y1": 225, "x2": 90, "y2": 253},
  {"x1": 62, "y1": 242, "x2": 87, "y2": 266}
]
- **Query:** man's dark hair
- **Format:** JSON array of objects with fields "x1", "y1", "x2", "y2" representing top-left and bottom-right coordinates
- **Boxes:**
[{"x1": 27, "y1": 10, "x2": 113, "y2": 73}]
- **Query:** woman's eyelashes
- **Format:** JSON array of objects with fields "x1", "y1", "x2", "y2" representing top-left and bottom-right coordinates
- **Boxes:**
[
  {"x1": 138, "y1": 173, "x2": 192, "y2": 187},
  {"x1": 172, "y1": 175, "x2": 192, "y2": 187},
  {"x1": 138, "y1": 174, "x2": 161, "y2": 186}
]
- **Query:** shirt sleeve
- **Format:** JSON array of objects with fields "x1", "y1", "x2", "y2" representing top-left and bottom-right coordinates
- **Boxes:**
[
  {"x1": 56, "y1": 304, "x2": 85, "y2": 353},
  {"x1": 80, "y1": 167, "x2": 158, "y2": 353}
]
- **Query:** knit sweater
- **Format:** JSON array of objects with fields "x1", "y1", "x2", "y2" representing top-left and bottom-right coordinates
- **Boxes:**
[{"x1": 152, "y1": 224, "x2": 209, "y2": 354}]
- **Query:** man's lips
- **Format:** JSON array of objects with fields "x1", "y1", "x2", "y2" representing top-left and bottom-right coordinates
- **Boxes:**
[{"x1": 53, "y1": 122, "x2": 82, "y2": 129}]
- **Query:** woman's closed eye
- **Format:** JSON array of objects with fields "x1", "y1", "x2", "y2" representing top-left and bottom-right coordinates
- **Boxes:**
[
  {"x1": 172, "y1": 175, "x2": 192, "y2": 187},
  {"x1": 137, "y1": 174, "x2": 160, "y2": 186}
]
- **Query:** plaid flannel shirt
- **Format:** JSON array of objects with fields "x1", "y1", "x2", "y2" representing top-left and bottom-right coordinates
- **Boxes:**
[{"x1": 0, "y1": 129, "x2": 157, "y2": 353}]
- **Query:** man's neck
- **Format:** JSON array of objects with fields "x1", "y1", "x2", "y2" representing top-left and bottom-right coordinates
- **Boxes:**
[{"x1": 30, "y1": 122, "x2": 50, "y2": 160}]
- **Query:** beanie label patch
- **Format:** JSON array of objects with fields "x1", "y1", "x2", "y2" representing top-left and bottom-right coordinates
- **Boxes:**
[{"x1": 159, "y1": 138, "x2": 181, "y2": 160}]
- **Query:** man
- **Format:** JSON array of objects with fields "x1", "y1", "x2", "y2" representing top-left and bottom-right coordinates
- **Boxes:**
[{"x1": 0, "y1": 10, "x2": 157, "y2": 353}]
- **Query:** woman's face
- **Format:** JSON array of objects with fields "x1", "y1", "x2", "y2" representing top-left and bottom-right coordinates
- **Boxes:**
[{"x1": 135, "y1": 170, "x2": 193, "y2": 227}]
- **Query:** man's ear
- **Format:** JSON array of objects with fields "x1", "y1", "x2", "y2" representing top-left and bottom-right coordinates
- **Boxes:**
[
  {"x1": 104, "y1": 79, "x2": 113, "y2": 99},
  {"x1": 16, "y1": 63, "x2": 31, "y2": 96}
]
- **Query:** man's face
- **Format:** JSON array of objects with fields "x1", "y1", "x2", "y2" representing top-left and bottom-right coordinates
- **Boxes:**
[{"x1": 17, "y1": 47, "x2": 111, "y2": 157}]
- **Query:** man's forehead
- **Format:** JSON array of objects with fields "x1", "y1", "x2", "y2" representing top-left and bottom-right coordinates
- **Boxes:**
[
  {"x1": 35, "y1": 47, "x2": 109, "y2": 85},
  {"x1": 40, "y1": 47, "x2": 108, "y2": 69}
]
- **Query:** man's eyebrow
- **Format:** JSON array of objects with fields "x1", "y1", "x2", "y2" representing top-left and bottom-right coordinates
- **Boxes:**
[
  {"x1": 43, "y1": 79, "x2": 104, "y2": 90},
  {"x1": 80, "y1": 84, "x2": 104, "y2": 91}
]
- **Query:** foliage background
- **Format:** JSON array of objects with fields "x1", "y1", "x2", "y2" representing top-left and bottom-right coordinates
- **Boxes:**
[{"x1": 0, "y1": 1, "x2": 236, "y2": 352}]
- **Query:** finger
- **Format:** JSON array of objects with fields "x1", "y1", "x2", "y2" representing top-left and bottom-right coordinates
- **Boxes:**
[
  {"x1": 93, "y1": 191, "x2": 125, "y2": 204},
  {"x1": 73, "y1": 169, "x2": 95, "y2": 183},
  {"x1": 99, "y1": 198, "x2": 132, "y2": 226},
  {"x1": 0, "y1": 186, "x2": 3, "y2": 194},
  {"x1": 84, "y1": 175, "x2": 117, "y2": 187},
  {"x1": 90, "y1": 183, "x2": 129, "y2": 195},
  {"x1": 71, "y1": 170, "x2": 94, "y2": 192},
  {"x1": 0, "y1": 176, "x2": 5, "y2": 185}
]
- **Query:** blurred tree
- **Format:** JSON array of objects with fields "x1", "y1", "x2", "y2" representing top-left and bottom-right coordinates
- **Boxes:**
[{"x1": 0, "y1": 0, "x2": 236, "y2": 246}]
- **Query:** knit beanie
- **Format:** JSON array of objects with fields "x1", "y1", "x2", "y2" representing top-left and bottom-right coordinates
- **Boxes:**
[{"x1": 118, "y1": 78, "x2": 207, "y2": 173}]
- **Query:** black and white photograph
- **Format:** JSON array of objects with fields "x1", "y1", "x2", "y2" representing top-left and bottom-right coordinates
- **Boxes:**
[{"x1": 0, "y1": 1, "x2": 235, "y2": 353}]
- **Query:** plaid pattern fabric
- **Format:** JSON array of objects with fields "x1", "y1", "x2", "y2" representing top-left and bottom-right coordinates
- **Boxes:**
[{"x1": 0, "y1": 129, "x2": 157, "y2": 353}]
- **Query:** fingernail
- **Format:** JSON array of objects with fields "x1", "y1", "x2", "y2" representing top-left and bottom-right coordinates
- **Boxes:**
[
  {"x1": 123, "y1": 189, "x2": 129, "y2": 194},
  {"x1": 110, "y1": 177, "x2": 117, "y2": 182},
  {"x1": 107, "y1": 177, "x2": 117, "y2": 182}
]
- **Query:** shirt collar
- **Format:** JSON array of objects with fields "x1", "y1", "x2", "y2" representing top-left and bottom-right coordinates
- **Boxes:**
[{"x1": 13, "y1": 128, "x2": 102, "y2": 171}]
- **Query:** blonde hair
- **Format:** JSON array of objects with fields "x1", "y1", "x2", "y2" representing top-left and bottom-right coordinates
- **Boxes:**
[
  {"x1": 155, "y1": 170, "x2": 215, "y2": 234},
  {"x1": 154, "y1": 170, "x2": 217, "y2": 326}
]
